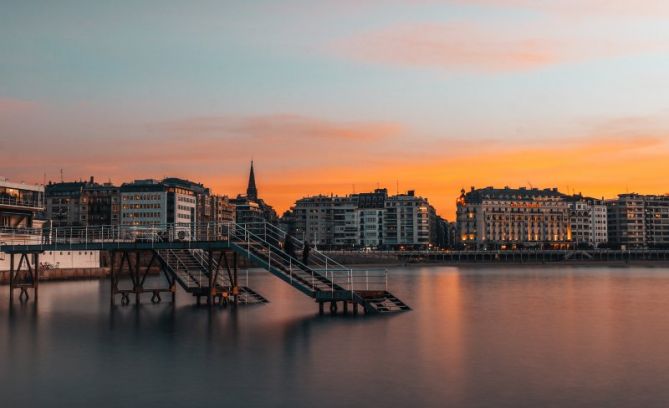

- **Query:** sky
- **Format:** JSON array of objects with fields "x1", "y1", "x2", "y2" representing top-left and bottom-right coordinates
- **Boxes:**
[{"x1": 2, "y1": 0, "x2": 669, "y2": 218}]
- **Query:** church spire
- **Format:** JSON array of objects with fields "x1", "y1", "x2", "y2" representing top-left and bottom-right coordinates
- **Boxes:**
[{"x1": 247, "y1": 160, "x2": 258, "y2": 201}]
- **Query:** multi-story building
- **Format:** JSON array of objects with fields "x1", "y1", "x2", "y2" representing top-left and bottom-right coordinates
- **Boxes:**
[
  {"x1": 457, "y1": 186, "x2": 571, "y2": 249},
  {"x1": 290, "y1": 189, "x2": 436, "y2": 249},
  {"x1": 357, "y1": 208, "x2": 385, "y2": 247},
  {"x1": 46, "y1": 177, "x2": 120, "y2": 227},
  {"x1": 292, "y1": 195, "x2": 358, "y2": 248},
  {"x1": 384, "y1": 191, "x2": 436, "y2": 249},
  {"x1": 606, "y1": 194, "x2": 669, "y2": 248},
  {"x1": 1, "y1": 178, "x2": 100, "y2": 272},
  {"x1": 198, "y1": 194, "x2": 236, "y2": 225},
  {"x1": 0, "y1": 178, "x2": 44, "y2": 229},
  {"x1": 120, "y1": 178, "x2": 205, "y2": 239},
  {"x1": 643, "y1": 196, "x2": 669, "y2": 248},
  {"x1": 566, "y1": 195, "x2": 607, "y2": 248},
  {"x1": 353, "y1": 189, "x2": 387, "y2": 248},
  {"x1": 231, "y1": 161, "x2": 278, "y2": 227}
]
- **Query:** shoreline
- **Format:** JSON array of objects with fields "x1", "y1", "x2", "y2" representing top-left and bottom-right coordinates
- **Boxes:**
[
  {"x1": 344, "y1": 260, "x2": 669, "y2": 268},
  {"x1": 3, "y1": 259, "x2": 669, "y2": 285}
]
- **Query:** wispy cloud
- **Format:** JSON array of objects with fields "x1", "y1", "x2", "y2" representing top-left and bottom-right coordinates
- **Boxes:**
[
  {"x1": 157, "y1": 114, "x2": 403, "y2": 142},
  {"x1": 0, "y1": 97, "x2": 37, "y2": 114},
  {"x1": 334, "y1": 20, "x2": 668, "y2": 72},
  {"x1": 448, "y1": 0, "x2": 669, "y2": 17}
]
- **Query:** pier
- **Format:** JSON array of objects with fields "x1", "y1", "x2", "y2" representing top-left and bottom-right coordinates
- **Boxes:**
[{"x1": 0, "y1": 222, "x2": 409, "y2": 314}]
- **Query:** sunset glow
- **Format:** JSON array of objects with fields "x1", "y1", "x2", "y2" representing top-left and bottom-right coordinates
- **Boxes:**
[{"x1": 2, "y1": 1, "x2": 669, "y2": 218}]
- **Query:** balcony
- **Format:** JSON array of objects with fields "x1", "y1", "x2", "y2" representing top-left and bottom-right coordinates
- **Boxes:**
[{"x1": 0, "y1": 195, "x2": 44, "y2": 211}]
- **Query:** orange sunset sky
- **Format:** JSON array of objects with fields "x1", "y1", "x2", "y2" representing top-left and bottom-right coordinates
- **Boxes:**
[{"x1": 2, "y1": 1, "x2": 669, "y2": 219}]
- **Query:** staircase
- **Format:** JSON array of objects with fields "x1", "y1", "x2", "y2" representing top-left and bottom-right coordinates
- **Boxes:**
[
  {"x1": 228, "y1": 222, "x2": 410, "y2": 314},
  {"x1": 155, "y1": 248, "x2": 268, "y2": 305}
]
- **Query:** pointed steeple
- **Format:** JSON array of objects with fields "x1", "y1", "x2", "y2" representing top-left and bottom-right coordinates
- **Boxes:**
[{"x1": 247, "y1": 160, "x2": 258, "y2": 201}]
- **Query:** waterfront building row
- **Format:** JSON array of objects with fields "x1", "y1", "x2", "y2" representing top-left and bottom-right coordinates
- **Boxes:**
[
  {"x1": 456, "y1": 186, "x2": 669, "y2": 249},
  {"x1": 285, "y1": 189, "x2": 438, "y2": 249},
  {"x1": 44, "y1": 162, "x2": 276, "y2": 233}
]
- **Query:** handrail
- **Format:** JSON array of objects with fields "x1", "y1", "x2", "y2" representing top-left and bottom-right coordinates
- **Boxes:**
[
  {"x1": 0, "y1": 221, "x2": 387, "y2": 292},
  {"x1": 0, "y1": 196, "x2": 43, "y2": 208}
]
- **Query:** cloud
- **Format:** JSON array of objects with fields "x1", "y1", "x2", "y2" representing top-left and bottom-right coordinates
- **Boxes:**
[
  {"x1": 447, "y1": 0, "x2": 669, "y2": 18},
  {"x1": 3, "y1": 106, "x2": 669, "y2": 219},
  {"x1": 334, "y1": 21, "x2": 668, "y2": 72},
  {"x1": 157, "y1": 114, "x2": 403, "y2": 142},
  {"x1": 0, "y1": 97, "x2": 37, "y2": 114}
]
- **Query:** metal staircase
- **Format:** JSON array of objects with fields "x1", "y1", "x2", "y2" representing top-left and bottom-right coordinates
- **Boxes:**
[
  {"x1": 228, "y1": 222, "x2": 410, "y2": 314},
  {"x1": 155, "y1": 248, "x2": 268, "y2": 305}
]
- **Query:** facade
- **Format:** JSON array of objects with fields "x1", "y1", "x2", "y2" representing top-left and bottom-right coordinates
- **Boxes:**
[
  {"x1": 197, "y1": 194, "x2": 236, "y2": 225},
  {"x1": 0, "y1": 179, "x2": 98, "y2": 272},
  {"x1": 457, "y1": 187, "x2": 571, "y2": 249},
  {"x1": 606, "y1": 194, "x2": 669, "y2": 248},
  {"x1": 46, "y1": 177, "x2": 120, "y2": 227},
  {"x1": 120, "y1": 178, "x2": 205, "y2": 239},
  {"x1": 353, "y1": 189, "x2": 387, "y2": 247},
  {"x1": 384, "y1": 191, "x2": 436, "y2": 249},
  {"x1": 290, "y1": 189, "x2": 437, "y2": 249},
  {"x1": 231, "y1": 161, "x2": 278, "y2": 227},
  {"x1": 567, "y1": 195, "x2": 607, "y2": 248},
  {"x1": 357, "y1": 208, "x2": 385, "y2": 247},
  {"x1": 0, "y1": 179, "x2": 44, "y2": 229},
  {"x1": 292, "y1": 195, "x2": 341, "y2": 247}
]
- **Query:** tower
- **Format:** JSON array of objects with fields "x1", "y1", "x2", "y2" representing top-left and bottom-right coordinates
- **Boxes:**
[{"x1": 247, "y1": 160, "x2": 258, "y2": 201}]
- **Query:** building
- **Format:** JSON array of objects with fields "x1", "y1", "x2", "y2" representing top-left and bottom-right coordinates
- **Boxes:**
[
  {"x1": 291, "y1": 195, "x2": 350, "y2": 248},
  {"x1": 384, "y1": 190, "x2": 436, "y2": 249},
  {"x1": 197, "y1": 194, "x2": 236, "y2": 225},
  {"x1": 46, "y1": 177, "x2": 120, "y2": 227},
  {"x1": 606, "y1": 194, "x2": 669, "y2": 248},
  {"x1": 566, "y1": 195, "x2": 608, "y2": 248},
  {"x1": 0, "y1": 178, "x2": 44, "y2": 229},
  {"x1": 353, "y1": 189, "x2": 387, "y2": 248},
  {"x1": 231, "y1": 161, "x2": 278, "y2": 228},
  {"x1": 457, "y1": 186, "x2": 571, "y2": 249},
  {"x1": 120, "y1": 178, "x2": 206, "y2": 239},
  {"x1": 289, "y1": 188, "x2": 437, "y2": 249},
  {"x1": 1, "y1": 178, "x2": 100, "y2": 272}
]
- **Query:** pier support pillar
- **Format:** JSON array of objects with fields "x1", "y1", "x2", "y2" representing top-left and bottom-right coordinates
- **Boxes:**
[{"x1": 8, "y1": 252, "x2": 40, "y2": 304}]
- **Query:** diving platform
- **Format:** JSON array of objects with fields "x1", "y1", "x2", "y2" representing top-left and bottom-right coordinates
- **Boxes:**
[{"x1": 0, "y1": 222, "x2": 409, "y2": 314}]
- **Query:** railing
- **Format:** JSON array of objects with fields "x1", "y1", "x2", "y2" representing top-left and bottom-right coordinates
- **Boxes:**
[
  {"x1": 158, "y1": 249, "x2": 204, "y2": 289},
  {"x1": 237, "y1": 222, "x2": 355, "y2": 282},
  {"x1": 0, "y1": 221, "x2": 388, "y2": 294},
  {"x1": 313, "y1": 267, "x2": 388, "y2": 292},
  {"x1": 191, "y1": 248, "x2": 232, "y2": 287},
  {"x1": 0, "y1": 196, "x2": 42, "y2": 209}
]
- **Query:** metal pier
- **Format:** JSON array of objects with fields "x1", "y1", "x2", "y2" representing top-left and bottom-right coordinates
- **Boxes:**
[{"x1": 1, "y1": 222, "x2": 409, "y2": 315}]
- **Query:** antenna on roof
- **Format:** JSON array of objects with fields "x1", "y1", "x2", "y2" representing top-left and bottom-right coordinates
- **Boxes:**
[
  {"x1": 60, "y1": 168, "x2": 64, "y2": 183},
  {"x1": 396, "y1": 179, "x2": 399, "y2": 195},
  {"x1": 527, "y1": 181, "x2": 533, "y2": 189}
]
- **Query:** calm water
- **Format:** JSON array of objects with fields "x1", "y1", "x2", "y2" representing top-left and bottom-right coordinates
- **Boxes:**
[{"x1": 3, "y1": 266, "x2": 669, "y2": 407}]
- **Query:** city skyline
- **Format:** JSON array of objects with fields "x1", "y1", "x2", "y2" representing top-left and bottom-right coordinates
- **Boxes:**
[{"x1": 3, "y1": 1, "x2": 669, "y2": 216}]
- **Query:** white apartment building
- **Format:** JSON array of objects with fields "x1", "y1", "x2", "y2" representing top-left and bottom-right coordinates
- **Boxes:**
[
  {"x1": 357, "y1": 208, "x2": 384, "y2": 247},
  {"x1": 384, "y1": 191, "x2": 435, "y2": 249},
  {"x1": 291, "y1": 189, "x2": 436, "y2": 249},
  {"x1": 120, "y1": 178, "x2": 205, "y2": 239},
  {"x1": 567, "y1": 196, "x2": 608, "y2": 248}
]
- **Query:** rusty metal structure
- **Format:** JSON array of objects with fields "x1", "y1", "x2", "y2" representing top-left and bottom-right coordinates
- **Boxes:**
[{"x1": 1, "y1": 222, "x2": 409, "y2": 314}]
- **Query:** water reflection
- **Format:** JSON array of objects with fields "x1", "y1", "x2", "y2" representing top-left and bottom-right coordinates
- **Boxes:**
[{"x1": 4, "y1": 267, "x2": 669, "y2": 407}]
